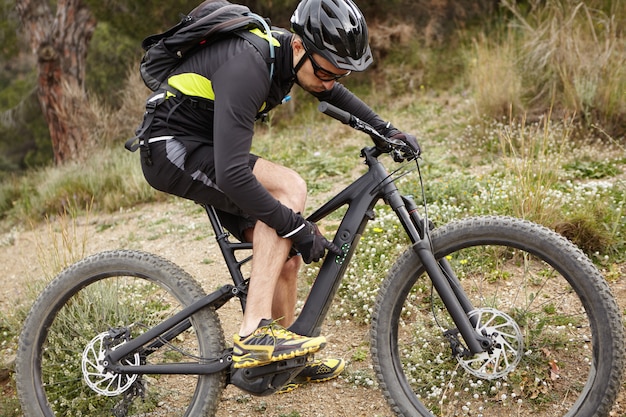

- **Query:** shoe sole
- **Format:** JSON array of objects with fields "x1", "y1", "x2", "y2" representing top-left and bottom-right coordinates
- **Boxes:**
[
  {"x1": 277, "y1": 382, "x2": 301, "y2": 394},
  {"x1": 233, "y1": 342, "x2": 326, "y2": 369},
  {"x1": 278, "y1": 359, "x2": 346, "y2": 394}
]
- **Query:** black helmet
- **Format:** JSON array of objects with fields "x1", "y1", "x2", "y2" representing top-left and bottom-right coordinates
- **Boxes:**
[{"x1": 291, "y1": 0, "x2": 373, "y2": 72}]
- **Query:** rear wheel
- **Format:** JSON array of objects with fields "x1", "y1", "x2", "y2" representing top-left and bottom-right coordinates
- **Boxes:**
[
  {"x1": 16, "y1": 250, "x2": 226, "y2": 416},
  {"x1": 372, "y1": 216, "x2": 624, "y2": 417}
]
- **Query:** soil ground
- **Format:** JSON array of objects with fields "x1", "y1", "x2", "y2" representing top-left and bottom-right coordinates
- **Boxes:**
[{"x1": 0, "y1": 199, "x2": 624, "y2": 416}]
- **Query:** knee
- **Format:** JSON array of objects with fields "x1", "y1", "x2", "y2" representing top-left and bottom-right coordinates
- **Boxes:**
[
  {"x1": 284, "y1": 171, "x2": 308, "y2": 212},
  {"x1": 252, "y1": 159, "x2": 308, "y2": 212},
  {"x1": 282, "y1": 255, "x2": 302, "y2": 279},
  {"x1": 272, "y1": 168, "x2": 307, "y2": 213}
]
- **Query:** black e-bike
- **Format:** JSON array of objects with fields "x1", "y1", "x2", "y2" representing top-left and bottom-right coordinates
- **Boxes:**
[{"x1": 16, "y1": 102, "x2": 624, "y2": 417}]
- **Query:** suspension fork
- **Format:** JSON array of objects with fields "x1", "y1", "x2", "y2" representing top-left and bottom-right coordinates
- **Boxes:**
[
  {"x1": 390, "y1": 193, "x2": 491, "y2": 354},
  {"x1": 402, "y1": 196, "x2": 478, "y2": 317}
]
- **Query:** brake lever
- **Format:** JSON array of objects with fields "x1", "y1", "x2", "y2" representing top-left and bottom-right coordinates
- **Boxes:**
[
  {"x1": 391, "y1": 149, "x2": 404, "y2": 163},
  {"x1": 352, "y1": 119, "x2": 393, "y2": 151},
  {"x1": 388, "y1": 137, "x2": 418, "y2": 162}
]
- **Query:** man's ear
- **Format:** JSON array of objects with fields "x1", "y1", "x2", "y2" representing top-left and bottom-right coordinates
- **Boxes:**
[{"x1": 292, "y1": 37, "x2": 305, "y2": 54}]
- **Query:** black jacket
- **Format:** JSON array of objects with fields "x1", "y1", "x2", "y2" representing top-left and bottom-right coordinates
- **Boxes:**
[{"x1": 149, "y1": 27, "x2": 389, "y2": 237}]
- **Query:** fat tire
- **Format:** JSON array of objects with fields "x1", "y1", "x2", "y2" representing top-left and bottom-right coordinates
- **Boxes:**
[
  {"x1": 16, "y1": 250, "x2": 226, "y2": 417},
  {"x1": 371, "y1": 216, "x2": 624, "y2": 417}
]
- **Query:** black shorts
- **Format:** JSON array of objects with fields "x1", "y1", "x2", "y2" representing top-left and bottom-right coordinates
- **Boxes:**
[{"x1": 140, "y1": 137, "x2": 258, "y2": 241}]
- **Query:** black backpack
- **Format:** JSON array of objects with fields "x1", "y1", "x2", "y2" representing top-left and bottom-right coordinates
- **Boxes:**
[
  {"x1": 139, "y1": 0, "x2": 275, "y2": 91},
  {"x1": 126, "y1": 0, "x2": 276, "y2": 153}
]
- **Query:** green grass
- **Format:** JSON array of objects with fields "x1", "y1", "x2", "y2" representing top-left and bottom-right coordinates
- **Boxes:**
[{"x1": 0, "y1": 146, "x2": 166, "y2": 228}]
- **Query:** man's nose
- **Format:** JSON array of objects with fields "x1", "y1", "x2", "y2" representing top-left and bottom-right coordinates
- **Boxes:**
[{"x1": 321, "y1": 80, "x2": 335, "y2": 90}]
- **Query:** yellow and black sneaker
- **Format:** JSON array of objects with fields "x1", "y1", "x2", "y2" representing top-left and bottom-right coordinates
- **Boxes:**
[
  {"x1": 277, "y1": 358, "x2": 346, "y2": 394},
  {"x1": 232, "y1": 319, "x2": 326, "y2": 369},
  {"x1": 293, "y1": 358, "x2": 345, "y2": 383}
]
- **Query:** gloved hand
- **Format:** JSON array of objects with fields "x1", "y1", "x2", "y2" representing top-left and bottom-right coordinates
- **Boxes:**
[
  {"x1": 386, "y1": 129, "x2": 421, "y2": 158},
  {"x1": 289, "y1": 221, "x2": 341, "y2": 264}
]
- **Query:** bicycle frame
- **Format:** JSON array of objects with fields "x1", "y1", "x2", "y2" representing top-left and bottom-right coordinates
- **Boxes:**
[{"x1": 105, "y1": 105, "x2": 491, "y2": 389}]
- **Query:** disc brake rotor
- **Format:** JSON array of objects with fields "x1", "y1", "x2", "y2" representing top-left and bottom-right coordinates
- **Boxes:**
[
  {"x1": 457, "y1": 308, "x2": 524, "y2": 379},
  {"x1": 82, "y1": 331, "x2": 140, "y2": 396}
]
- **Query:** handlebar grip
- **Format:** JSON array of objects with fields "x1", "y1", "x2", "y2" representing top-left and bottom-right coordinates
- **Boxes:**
[{"x1": 318, "y1": 102, "x2": 352, "y2": 125}]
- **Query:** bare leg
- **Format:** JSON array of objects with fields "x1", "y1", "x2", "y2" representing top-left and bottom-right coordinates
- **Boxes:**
[
  {"x1": 272, "y1": 256, "x2": 301, "y2": 327},
  {"x1": 240, "y1": 231, "x2": 301, "y2": 328},
  {"x1": 238, "y1": 159, "x2": 306, "y2": 336}
]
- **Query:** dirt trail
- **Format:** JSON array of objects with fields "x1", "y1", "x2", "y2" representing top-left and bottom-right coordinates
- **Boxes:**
[
  {"x1": 0, "y1": 200, "x2": 392, "y2": 417},
  {"x1": 1, "y1": 199, "x2": 623, "y2": 416}
]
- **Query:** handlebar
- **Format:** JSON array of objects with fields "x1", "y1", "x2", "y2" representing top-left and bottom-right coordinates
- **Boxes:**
[
  {"x1": 318, "y1": 101, "x2": 416, "y2": 162},
  {"x1": 318, "y1": 102, "x2": 352, "y2": 125}
]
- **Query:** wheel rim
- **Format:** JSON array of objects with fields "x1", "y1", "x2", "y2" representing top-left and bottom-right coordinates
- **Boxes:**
[{"x1": 35, "y1": 273, "x2": 216, "y2": 415}]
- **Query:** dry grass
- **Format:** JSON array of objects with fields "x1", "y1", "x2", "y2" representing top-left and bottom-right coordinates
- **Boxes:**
[
  {"x1": 469, "y1": 0, "x2": 626, "y2": 135},
  {"x1": 468, "y1": 32, "x2": 524, "y2": 118},
  {"x1": 34, "y1": 200, "x2": 91, "y2": 280},
  {"x1": 496, "y1": 111, "x2": 571, "y2": 225},
  {"x1": 68, "y1": 69, "x2": 149, "y2": 149}
]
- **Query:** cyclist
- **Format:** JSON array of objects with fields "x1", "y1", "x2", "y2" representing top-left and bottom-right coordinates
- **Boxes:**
[{"x1": 139, "y1": 0, "x2": 419, "y2": 388}]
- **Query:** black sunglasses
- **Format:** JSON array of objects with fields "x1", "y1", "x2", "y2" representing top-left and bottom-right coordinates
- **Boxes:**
[{"x1": 307, "y1": 52, "x2": 351, "y2": 82}]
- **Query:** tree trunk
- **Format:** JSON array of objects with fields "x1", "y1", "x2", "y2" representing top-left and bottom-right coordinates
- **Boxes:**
[{"x1": 16, "y1": 0, "x2": 96, "y2": 164}]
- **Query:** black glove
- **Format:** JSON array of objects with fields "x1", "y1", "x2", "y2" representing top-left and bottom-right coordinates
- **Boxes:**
[
  {"x1": 386, "y1": 129, "x2": 421, "y2": 158},
  {"x1": 289, "y1": 221, "x2": 341, "y2": 264}
]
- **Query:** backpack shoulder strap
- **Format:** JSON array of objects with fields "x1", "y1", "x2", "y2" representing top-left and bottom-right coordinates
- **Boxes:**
[{"x1": 244, "y1": 13, "x2": 275, "y2": 80}]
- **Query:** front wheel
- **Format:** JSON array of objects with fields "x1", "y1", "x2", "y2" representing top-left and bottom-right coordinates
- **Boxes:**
[
  {"x1": 372, "y1": 216, "x2": 624, "y2": 417},
  {"x1": 16, "y1": 250, "x2": 226, "y2": 416}
]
